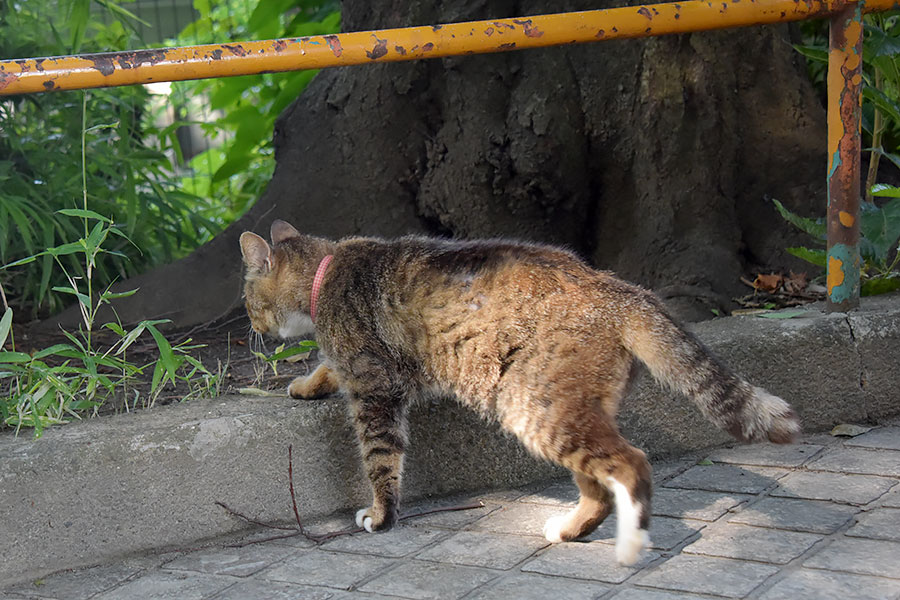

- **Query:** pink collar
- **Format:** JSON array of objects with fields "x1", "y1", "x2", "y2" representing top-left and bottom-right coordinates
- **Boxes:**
[{"x1": 309, "y1": 255, "x2": 333, "y2": 322}]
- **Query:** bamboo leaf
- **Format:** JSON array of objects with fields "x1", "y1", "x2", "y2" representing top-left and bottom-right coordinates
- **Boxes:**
[
  {"x1": 31, "y1": 344, "x2": 79, "y2": 360},
  {"x1": 786, "y1": 246, "x2": 827, "y2": 268},
  {"x1": 772, "y1": 199, "x2": 826, "y2": 239},
  {"x1": 57, "y1": 208, "x2": 113, "y2": 223},
  {"x1": 0, "y1": 308, "x2": 12, "y2": 350},
  {"x1": 0, "y1": 351, "x2": 33, "y2": 364},
  {"x1": 267, "y1": 342, "x2": 318, "y2": 362},
  {"x1": 792, "y1": 44, "x2": 828, "y2": 64},
  {"x1": 68, "y1": 0, "x2": 91, "y2": 52}
]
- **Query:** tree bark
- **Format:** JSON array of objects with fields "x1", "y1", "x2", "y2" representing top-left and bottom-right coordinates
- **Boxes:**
[{"x1": 55, "y1": 0, "x2": 827, "y2": 328}]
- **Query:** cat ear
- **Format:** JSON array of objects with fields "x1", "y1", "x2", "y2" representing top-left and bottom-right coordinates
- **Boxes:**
[
  {"x1": 239, "y1": 232, "x2": 274, "y2": 274},
  {"x1": 270, "y1": 220, "x2": 302, "y2": 245}
]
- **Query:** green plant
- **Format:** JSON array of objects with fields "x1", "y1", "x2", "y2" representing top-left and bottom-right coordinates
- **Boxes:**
[
  {"x1": 794, "y1": 11, "x2": 900, "y2": 175},
  {"x1": 772, "y1": 197, "x2": 900, "y2": 295},
  {"x1": 170, "y1": 0, "x2": 340, "y2": 213},
  {"x1": 251, "y1": 340, "x2": 319, "y2": 379},
  {"x1": 0, "y1": 95, "x2": 219, "y2": 437},
  {"x1": 0, "y1": 1, "x2": 223, "y2": 317},
  {"x1": 783, "y1": 11, "x2": 900, "y2": 295},
  {"x1": 0, "y1": 210, "x2": 219, "y2": 437}
]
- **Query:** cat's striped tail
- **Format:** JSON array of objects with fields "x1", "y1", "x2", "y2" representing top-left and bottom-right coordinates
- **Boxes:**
[{"x1": 621, "y1": 297, "x2": 800, "y2": 444}]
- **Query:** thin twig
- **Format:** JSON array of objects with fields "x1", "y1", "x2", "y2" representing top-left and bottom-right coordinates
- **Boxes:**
[
  {"x1": 288, "y1": 444, "x2": 306, "y2": 535},
  {"x1": 224, "y1": 531, "x2": 309, "y2": 547},
  {"x1": 214, "y1": 501, "x2": 297, "y2": 531},
  {"x1": 217, "y1": 445, "x2": 485, "y2": 549},
  {"x1": 399, "y1": 502, "x2": 486, "y2": 521},
  {"x1": 222, "y1": 501, "x2": 486, "y2": 548}
]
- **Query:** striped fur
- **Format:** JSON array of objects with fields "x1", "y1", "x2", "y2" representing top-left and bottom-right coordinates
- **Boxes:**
[{"x1": 240, "y1": 221, "x2": 800, "y2": 565}]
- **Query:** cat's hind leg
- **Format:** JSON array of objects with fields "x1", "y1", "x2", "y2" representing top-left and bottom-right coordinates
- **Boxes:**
[
  {"x1": 543, "y1": 472, "x2": 613, "y2": 543},
  {"x1": 591, "y1": 445, "x2": 652, "y2": 566},
  {"x1": 556, "y1": 440, "x2": 651, "y2": 565}
]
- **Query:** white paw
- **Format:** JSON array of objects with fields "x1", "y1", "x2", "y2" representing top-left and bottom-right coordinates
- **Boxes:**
[
  {"x1": 616, "y1": 528, "x2": 649, "y2": 566},
  {"x1": 542, "y1": 514, "x2": 567, "y2": 543},
  {"x1": 355, "y1": 508, "x2": 374, "y2": 533}
]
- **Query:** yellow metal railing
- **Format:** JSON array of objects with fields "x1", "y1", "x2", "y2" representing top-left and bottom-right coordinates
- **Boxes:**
[{"x1": 1, "y1": 0, "x2": 896, "y2": 310}]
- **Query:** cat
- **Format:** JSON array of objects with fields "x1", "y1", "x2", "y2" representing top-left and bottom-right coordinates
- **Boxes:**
[{"x1": 239, "y1": 220, "x2": 800, "y2": 565}]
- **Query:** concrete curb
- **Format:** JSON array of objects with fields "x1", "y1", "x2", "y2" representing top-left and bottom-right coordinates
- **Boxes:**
[{"x1": 2, "y1": 293, "x2": 899, "y2": 586}]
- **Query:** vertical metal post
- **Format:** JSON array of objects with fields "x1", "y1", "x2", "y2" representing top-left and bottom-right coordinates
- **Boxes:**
[{"x1": 826, "y1": 1, "x2": 864, "y2": 312}]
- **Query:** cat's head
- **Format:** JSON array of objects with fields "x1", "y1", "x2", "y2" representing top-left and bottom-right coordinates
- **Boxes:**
[{"x1": 239, "y1": 220, "x2": 316, "y2": 339}]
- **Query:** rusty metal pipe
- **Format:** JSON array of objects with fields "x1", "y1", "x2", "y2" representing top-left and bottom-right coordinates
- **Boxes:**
[
  {"x1": 825, "y1": 3, "x2": 863, "y2": 312},
  {"x1": 1, "y1": 0, "x2": 897, "y2": 95}
]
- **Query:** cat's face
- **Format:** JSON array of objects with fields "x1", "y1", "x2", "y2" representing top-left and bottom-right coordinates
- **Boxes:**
[
  {"x1": 239, "y1": 223, "x2": 314, "y2": 339},
  {"x1": 244, "y1": 278, "x2": 314, "y2": 338}
]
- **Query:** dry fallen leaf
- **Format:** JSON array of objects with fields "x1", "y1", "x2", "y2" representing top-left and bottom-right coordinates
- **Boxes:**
[
  {"x1": 237, "y1": 387, "x2": 282, "y2": 397},
  {"x1": 286, "y1": 351, "x2": 311, "y2": 363},
  {"x1": 783, "y1": 271, "x2": 809, "y2": 295},
  {"x1": 754, "y1": 273, "x2": 784, "y2": 293},
  {"x1": 830, "y1": 423, "x2": 874, "y2": 437}
]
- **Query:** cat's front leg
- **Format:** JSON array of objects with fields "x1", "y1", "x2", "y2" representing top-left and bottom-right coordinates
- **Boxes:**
[
  {"x1": 288, "y1": 363, "x2": 340, "y2": 399},
  {"x1": 350, "y1": 394, "x2": 409, "y2": 533}
]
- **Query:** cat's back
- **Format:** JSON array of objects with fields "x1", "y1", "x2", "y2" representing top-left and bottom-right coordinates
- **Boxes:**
[{"x1": 330, "y1": 235, "x2": 645, "y2": 317}]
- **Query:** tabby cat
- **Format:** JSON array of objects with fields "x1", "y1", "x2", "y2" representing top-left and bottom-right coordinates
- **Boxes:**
[{"x1": 239, "y1": 220, "x2": 800, "y2": 565}]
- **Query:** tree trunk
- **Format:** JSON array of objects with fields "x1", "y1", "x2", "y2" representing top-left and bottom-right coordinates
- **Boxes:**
[{"x1": 56, "y1": 0, "x2": 827, "y2": 328}]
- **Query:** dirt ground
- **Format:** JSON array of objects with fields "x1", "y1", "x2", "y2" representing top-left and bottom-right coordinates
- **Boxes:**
[{"x1": 7, "y1": 307, "x2": 319, "y2": 418}]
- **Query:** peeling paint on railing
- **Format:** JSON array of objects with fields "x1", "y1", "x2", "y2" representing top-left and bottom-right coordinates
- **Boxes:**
[
  {"x1": 1, "y1": 0, "x2": 897, "y2": 96},
  {"x1": 826, "y1": 2, "x2": 864, "y2": 312}
]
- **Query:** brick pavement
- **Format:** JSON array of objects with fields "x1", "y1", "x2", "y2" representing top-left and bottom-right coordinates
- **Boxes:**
[{"x1": 3, "y1": 423, "x2": 899, "y2": 600}]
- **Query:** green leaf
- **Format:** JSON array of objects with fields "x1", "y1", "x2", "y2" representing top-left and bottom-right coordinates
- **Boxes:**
[
  {"x1": 150, "y1": 360, "x2": 165, "y2": 395},
  {"x1": 0, "y1": 307, "x2": 12, "y2": 350},
  {"x1": 212, "y1": 154, "x2": 254, "y2": 183},
  {"x1": 68, "y1": 0, "x2": 91, "y2": 52},
  {"x1": 861, "y1": 275, "x2": 900, "y2": 296},
  {"x1": 94, "y1": 0, "x2": 152, "y2": 27},
  {"x1": 145, "y1": 323, "x2": 182, "y2": 387},
  {"x1": 103, "y1": 322, "x2": 127, "y2": 337},
  {"x1": 866, "y1": 22, "x2": 900, "y2": 57},
  {"x1": 100, "y1": 288, "x2": 139, "y2": 302},
  {"x1": 864, "y1": 85, "x2": 900, "y2": 127},
  {"x1": 266, "y1": 343, "x2": 316, "y2": 362},
  {"x1": 84, "y1": 221, "x2": 109, "y2": 255},
  {"x1": 0, "y1": 351, "x2": 33, "y2": 364},
  {"x1": 248, "y1": 0, "x2": 296, "y2": 35},
  {"x1": 183, "y1": 355, "x2": 211, "y2": 374},
  {"x1": 46, "y1": 241, "x2": 87, "y2": 258},
  {"x1": 871, "y1": 183, "x2": 900, "y2": 198},
  {"x1": 31, "y1": 344, "x2": 78, "y2": 360},
  {"x1": 772, "y1": 199, "x2": 826, "y2": 239},
  {"x1": 271, "y1": 70, "x2": 318, "y2": 116},
  {"x1": 51, "y1": 286, "x2": 92, "y2": 309},
  {"x1": 756, "y1": 310, "x2": 808, "y2": 319},
  {"x1": 56, "y1": 208, "x2": 113, "y2": 223},
  {"x1": 792, "y1": 44, "x2": 828, "y2": 64},
  {"x1": 786, "y1": 246, "x2": 827, "y2": 268},
  {"x1": 1, "y1": 254, "x2": 41, "y2": 270},
  {"x1": 208, "y1": 78, "x2": 254, "y2": 111},
  {"x1": 859, "y1": 198, "x2": 900, "y2": 262}
]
